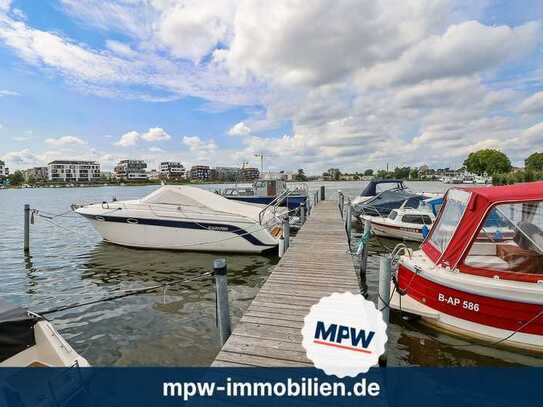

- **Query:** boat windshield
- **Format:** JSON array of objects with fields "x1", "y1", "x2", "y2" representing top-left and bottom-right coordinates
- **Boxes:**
[
  {"x1": 463, "y1": 201, "x2": 543, "y2": 278},
  {"x1": 429, "y1": 189, "x2": 471, "y2": 253}
]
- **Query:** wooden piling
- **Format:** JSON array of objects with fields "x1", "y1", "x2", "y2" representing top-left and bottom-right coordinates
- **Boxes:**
[
  {"x1": 214, "y1": 258, "x2": 231, "y2": 345},
  {"x1": 24, "y1": 204, "x2": 30, "y2": 253},
  {"x1": 282, "y1": 217, "x2": 290, "y2": 251}
]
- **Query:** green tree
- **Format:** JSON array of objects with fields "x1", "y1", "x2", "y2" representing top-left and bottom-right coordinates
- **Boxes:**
[
  {"x1": 364, "y1": 169, "x2": 374, "y2": 176},
  {"x1": 525, "y1": 152, "x2": 543, "y2": 172},
  {"x1": 9, "y1": 170, "x2": 25, "y2": 186},
  {"x1": 326, "y1": 168, "x2": 341, "y2": 181},
  {"x1": 294, "y1": 168, "x2": 308, "y2": 182},
  {"x1": 409, "y1": 168, "x2": 419, "y2": 179},
  {"x1": 376, "y1": 169, "x2": 388, "y2": 179},
  {"x1": 463, "y1": 149, "x2": 512, "y2": 176},
  {"x1": 393, "y1": 166, "x2": 411, "y2": 179}
]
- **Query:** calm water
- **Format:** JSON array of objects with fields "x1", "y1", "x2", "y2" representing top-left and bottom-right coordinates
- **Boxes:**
[{"x1": 1, "y1": 181, "x2": 541, "y2": 367}]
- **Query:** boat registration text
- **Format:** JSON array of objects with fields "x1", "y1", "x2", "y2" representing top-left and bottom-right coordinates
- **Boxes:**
[{"x1": 438, "y1": 293, "x2": 480, "y2": 312}]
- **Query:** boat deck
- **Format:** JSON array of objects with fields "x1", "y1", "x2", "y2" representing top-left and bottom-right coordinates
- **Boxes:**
[{"x1": 212, "y1": 199, "x2": 359, "y2": 367}]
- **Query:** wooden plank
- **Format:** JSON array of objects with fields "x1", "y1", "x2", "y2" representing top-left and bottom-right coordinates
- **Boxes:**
[{"x1": 212, "y1": 199, "x2": 358, "y2": 367}]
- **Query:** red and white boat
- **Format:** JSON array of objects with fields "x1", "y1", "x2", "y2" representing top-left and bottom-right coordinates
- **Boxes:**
[{"x1": 393, "y1": 182, "x2": 543, "y2": 352}]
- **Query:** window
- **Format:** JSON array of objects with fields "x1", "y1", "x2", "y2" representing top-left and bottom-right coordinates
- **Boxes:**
[
  {"x1": 389, "y1": 210, "x2": 398, "y2": 220},
  {"x1": 376, "y1": 182, "x2": 402, "y2": 194},
  {"x1": 402, "y1": 214, "x2": 433, "y2": 225},
  {"x1": 429, "y1": 189, "x2": 471, "y2": 252},
  {"x1": 464, "y1": 202, "x2": 543, "y2": 276}
]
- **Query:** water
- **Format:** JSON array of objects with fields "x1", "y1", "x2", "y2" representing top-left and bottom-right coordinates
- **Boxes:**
[{"x1": 1, "y1": 181, "x2": 541, "y2": 367}]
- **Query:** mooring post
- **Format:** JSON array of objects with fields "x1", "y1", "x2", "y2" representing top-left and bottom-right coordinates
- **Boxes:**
[
  {"x1": 278, "y1": 236, "x2": 285, "y2": 258},
  {"x1": 378, "y1": 255, "x2": 392, "y2": 366},
  {"x1": 306, "y1": 197, "x2": 311, "y2": 217},
  {"x1": 338, "y1": 190, "x2": 344, "y2": 217},
  {"x1": 24, "y1": 204, "x2": 30, "y2": 253},
  {"x1": 359, "y1": 219, "x2": 371, "y2": 276},
  {"x1": 346, "y1": 201, "x2": 352, "y2": 239},
  {"x1": 214, "y1": 258, "x2": 231, "y2": 345},
  {"x1": 300, "y1": 203, "x2": 306, "y2": 225},
  {"x1": 283, "y1": 217, "x2": 290, "y2": 251},
  {"x1": 320, "y1": 185, "x2": 325, "y2": 201}
]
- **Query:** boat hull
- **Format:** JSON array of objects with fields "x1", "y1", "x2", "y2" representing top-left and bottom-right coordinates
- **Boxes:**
[
  {"x1": 397, "y1": 263, "x2": 543, "y2": 352},
  {"x1": 80, "y1": 213, "x2": 277, "y2": 253},
  {"x1": 367, "y1": 217, "x2": 424, "y2": 242}
]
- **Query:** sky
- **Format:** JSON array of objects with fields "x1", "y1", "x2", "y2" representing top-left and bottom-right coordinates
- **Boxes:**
[{"x1": 0, "y1": 0, "x2": 542, "y2": 174}]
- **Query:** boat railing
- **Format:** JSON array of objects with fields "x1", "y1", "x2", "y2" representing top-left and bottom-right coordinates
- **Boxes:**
[{"x1": 258, "y1": 189, "x2": 293, "y2": 225}]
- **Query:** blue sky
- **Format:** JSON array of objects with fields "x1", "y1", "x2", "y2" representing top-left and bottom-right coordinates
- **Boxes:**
[{"x1": 0, "y1": 1, "x2": 542, "y2": 173}]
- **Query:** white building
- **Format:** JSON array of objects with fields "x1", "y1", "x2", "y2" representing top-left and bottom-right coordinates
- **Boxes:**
[
  {"x1": 114, "y1": 160, "x2": 148, "y2": 180},
  {"x1": 48, "y1": 160, "x2": 100, "y2": 183},
  {"x1": 160, "y1": 162, "x2": 185, "y2": 179},
  {"x1": 0, "y1": 160, "x2": 9, "y2": 181}
]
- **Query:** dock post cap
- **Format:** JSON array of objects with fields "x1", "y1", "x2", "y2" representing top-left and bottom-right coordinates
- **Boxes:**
[{"x1": 213, "y1": 258, "x2": 227, "y2": 275}]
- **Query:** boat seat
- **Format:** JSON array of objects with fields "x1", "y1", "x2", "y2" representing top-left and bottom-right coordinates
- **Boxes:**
[{"x1": 464, "y1": 255, "x2": 510, "y2": 270}]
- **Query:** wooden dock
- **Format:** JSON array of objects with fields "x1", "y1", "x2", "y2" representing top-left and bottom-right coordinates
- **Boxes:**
[{"x1": 212, "y1": 199, "x2": 360, "y2": 367}]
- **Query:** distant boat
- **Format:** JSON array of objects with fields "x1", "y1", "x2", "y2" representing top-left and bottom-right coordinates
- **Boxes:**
[
  {"x1": 351, "y1": 179, "x2": 407, "y2": 207},
  {"x1": 75, "y1": 185, "x2": 283, "y2": 253},
  {"x1": 222, "y1": 179, "x2": 307, "y2": 210}
]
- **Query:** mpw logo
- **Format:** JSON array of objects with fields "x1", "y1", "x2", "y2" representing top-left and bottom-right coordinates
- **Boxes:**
[
  {"x1": 302, "y1": 292, "x2": 387, "y2": 377},
  {"x1": 313, "y1": 321, "x2": 375, "y2": 354}
]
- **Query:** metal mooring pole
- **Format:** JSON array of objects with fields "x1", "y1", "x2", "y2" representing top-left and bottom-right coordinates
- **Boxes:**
[
  {"x1": 378, "y1": 255, "x2": 392, "y2": 366},
  {"x1": 338, "y1": 191, "x2": 344, "y2": 218},
  {"x1": 278, "y1": 236, "x2": 285, "y2": 258},
  {"x1": 214, "y1": 258, "x2": 231, "y2": 345},
  {"x1": 320, "y1": 185, "x2": 326, "y2": 201},
  {"x1": 359, "y1": 219, "x2": 371, "y2": 276},
  {"x1": 346, "y1": 202, "x2": 352, "y2": 239},
  {"x1": 283, "y1": 217, "x2": 290, "y2": 251},
  {"x1": 24, "y1": 204, "x2": 30, "y2": 253},
  {"x1": 300, "y1": 203, "x2": 306, "y2": 225}
]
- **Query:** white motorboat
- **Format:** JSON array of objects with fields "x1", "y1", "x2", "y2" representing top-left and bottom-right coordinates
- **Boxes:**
[
  {"x1": 361, "y1": 198, "x2": 438, "y2": 242},
  {"x1": 75, "y1": 185, "x2": 283, "y2": 253},
  {"x1": 0, "y1": 300, "x2": 89, "y2": 367}
]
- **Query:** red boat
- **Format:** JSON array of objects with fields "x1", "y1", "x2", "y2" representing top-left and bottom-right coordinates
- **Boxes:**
[{"x1": 394, "y1": 182, "x2": 543, "y2": 352}]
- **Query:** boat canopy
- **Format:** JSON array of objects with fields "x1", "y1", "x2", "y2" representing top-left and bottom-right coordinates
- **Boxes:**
[
  {"x1": 359, "y1": 179, "x2": 406, "y2": 197},
  {"x1": 141, "y1": 186, "x2": 267, "y2": 223},
  {"x1": 423, "y1": 182, "x2": 543, "y2": 270},
  {"x1": 355, "y1": 189, "x2": 427, "y2": 217},
  {"x1": 0, "y1": 300, "x2": 41, "y2": 362}
]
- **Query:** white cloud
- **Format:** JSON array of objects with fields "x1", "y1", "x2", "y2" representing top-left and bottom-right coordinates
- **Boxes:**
[
  {"x1": 517, "y1": 91, "x2": 543, "y2": 115},
  {"x1": 45, "y1": 136, "x2": 86, "y2": 146},
  {"x1": 105, "y1": 40, "x2": 137, "y2": 58},
  {"x1": 141, "y1": 127, "x2": 171, "y2": 141},
  {"x1": 227, "y1": 121, "x2": 250, "y2": 136},
  {"x1": 149, "y1": 146, "x2": 164, "y2": 152},
  {"x1": 2, "y1": 149, "x2": 41, "y2": 166},
  {"x1": 114, "y1": 131, "x2": 140, "y2": 147},
  {"x1": 356, "y1": 21, "x2": 540, "y2": 88},
  {"x1": 0, "y1": 89, "x2": 18, "y2": 96},
  {"x1": 182, "y1": 135, "x2": 217, "y2": 152},
  {"x1": 114, "y1": 127, "x2": 171, "y2": 146}
]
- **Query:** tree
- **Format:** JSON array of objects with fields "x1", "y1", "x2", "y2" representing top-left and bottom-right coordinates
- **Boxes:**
[
  {"x1": 393, "y1": 166, "x2": 410, "y2": 179},
  {"x1": 463, "y1": 149, "x2": 512, "y2": 176},
  {"x1": 364, "y1": 169, "x2": 374, "y2": 176},
  {"x1": 294, "y1": 168, "x2": 308, "y2": 182},
  {"x1": 525, "y1": 152, "x2": 543, "y2": 172},
  {"x1": 9, "y1": 170, "x2": 25, "y2": 186},
  {"x1": 409, "y1": 168, "x2": 419, "y2": 179},
  {"x1": 326, "y1": 168, "x2": 341, "y2": 181}
]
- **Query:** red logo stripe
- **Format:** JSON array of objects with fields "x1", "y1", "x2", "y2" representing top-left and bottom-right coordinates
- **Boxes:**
[{"x1": 313, "y1": 340, "x2": 372, "y2": 354}]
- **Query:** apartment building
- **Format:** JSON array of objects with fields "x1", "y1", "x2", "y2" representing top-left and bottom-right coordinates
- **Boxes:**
[
  {"x1": 24, "y1": 167, "x2": 49, "y2": 182},
  {"x1": 189, "y1": 165, "x2": 211, "y2": 181},
  {"x1": 160, "y1": 162, "x2": 185, "y2": 179},
  {"x1": 0, "y1": 160, "x2": 8, "y2": 181},
  {"x1": 240, "y1": 167, "x2": 260, "y2": 181},
  {"x1": 48, "y1": 160, "x2": 100, "y2": 183},
  {"x1": 114, "y1": 160, "x2": 148, "y2": 180}
]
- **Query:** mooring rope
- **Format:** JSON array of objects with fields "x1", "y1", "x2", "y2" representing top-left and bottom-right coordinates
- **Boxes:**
[{"x1": 36, "y1": 271, "x2": 214, "y2": 316}]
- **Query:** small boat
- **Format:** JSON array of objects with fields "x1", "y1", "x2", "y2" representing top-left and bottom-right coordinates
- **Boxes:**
[
  {"x1": 75, "y1": 185, "x2": 283, "y2": 253},
  {"x1": 352, "y1": 188, "x2": 430, "y2": 219},
  {"x1": 394, "y1": 182, "x2": 543, "y2": 352},
  {"x1": 0, "y1": 300, "x2": 89, "y2": 367},
  {"x1": 222, "y1": 179, "x2": 307, "y2": 210},
  {"x1": 351, "y1": 179, "x2": 408, "y2": 207},
  {"x1": 362, "y1": 199, "x2": 437, "y2": 242}
]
